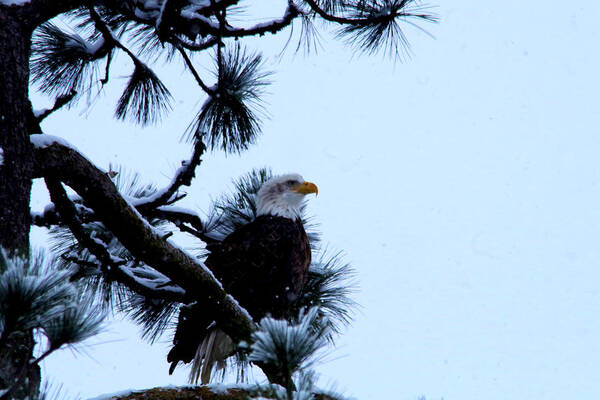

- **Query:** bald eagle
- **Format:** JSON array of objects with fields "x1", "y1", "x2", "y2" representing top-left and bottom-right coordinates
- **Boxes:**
[{"x1": 167, "y1": 173, "x2": 318, "y2": 382}]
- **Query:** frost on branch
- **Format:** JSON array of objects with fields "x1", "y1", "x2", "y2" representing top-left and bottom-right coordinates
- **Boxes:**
[
  {"x1": 0, "y1": 249, "x2": 105, "y2": 399},
  {"x1": 0, "y1": 249, "x2": 105, "y2": 350},
  {"x1": 250, "y1": 308, "x2": 327, "y2": 375}
]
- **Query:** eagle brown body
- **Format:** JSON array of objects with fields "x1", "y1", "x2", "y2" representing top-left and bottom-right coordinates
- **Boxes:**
[
  {"x1": 167, "y1": 174, "x2": 317, "y2": 378},
  {"x1": 209, "y1": 215, "x2": 311, "y2": 319}
]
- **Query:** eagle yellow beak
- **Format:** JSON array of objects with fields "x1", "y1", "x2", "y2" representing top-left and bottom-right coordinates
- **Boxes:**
[{"x1": 292, "y1": 181, "x2": 318, "y2": 196}]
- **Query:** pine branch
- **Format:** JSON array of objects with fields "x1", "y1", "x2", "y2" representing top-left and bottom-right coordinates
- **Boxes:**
[
  {"x1": 173, "y1": 35, "x2": 219, "y2": 52},
  {"x1": 33, "y1": 156, "x2": 215, "y2": 247},
  {"x1": 45, "y1": 177, "x2": 125, "y2": 268},
  {"x1": 249, "y1": 308, "x2": 329, "y2": 393},
  {"x1": 30, "y1": 22, "x2": 107, "y2": 97},
  {"x1": 175, "y1": 45, "x2": 214, "y2": 94},
  {"x1": 187, "y1": 44, "x2": 271, "y2": 152},
  {"x1": 297, "y1": 251, "x2": 357, "y2": 339},
  {"x1": 0, "y1": 250, "x2": 106, "y2": 400},
  {"x1": 114, "y1": 61, "x2": 173, "y2": 125},
  {"x1": 32, "y1": 141, "x2": 256, "y2": 344},
  {"x1": 135, "y1": 138, "x2": 207, "y2": 210},
  {"x1": 35, "y1": 90, "x2": 78, "y2": 123},
  {"x1": 103, "y1": 385, "x2": 345, "y2": 400},
  {"x1": 45, "y1": 178, "x2": 188, "y2": 304},
  {"x1": 88, "y1": 6, "x2": 173, "y2": 125},
  {"x1": 305, "y1": 0, "x2": 436, "y2": 25},
  {"x1": 305, "y1": 0, "x2": 437, "y2": 56},
  {"x1": 221, "y1": 3, "x2": 300, "y2": 38},
  {"x1": 147, "y1": 207, "x2": 220, "y2": 245},
  {"x1": 105, "y1": 0, "x2": 298, "y2": 42}
]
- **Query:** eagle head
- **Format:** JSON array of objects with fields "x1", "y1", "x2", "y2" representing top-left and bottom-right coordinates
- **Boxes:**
[{"x1": 256, "y1": 173, "x2": 318, "y2": 219}]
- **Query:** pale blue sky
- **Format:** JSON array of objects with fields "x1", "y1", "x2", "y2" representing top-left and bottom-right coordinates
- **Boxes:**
[{"x1": 31, "y1": 1, "x2": 600, "y2": 399}]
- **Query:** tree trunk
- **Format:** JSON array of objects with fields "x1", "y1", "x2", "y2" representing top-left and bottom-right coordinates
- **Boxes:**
[
  {"x1": 0, "y1": 6, "x2": 40, "y2": 399},
  {"x1": 0, "y1": 7, "x2": 34, "y2": 257}
]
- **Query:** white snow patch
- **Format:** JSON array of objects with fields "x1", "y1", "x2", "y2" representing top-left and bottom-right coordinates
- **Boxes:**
[
  {"x1": 0, "y1": 0, "x2": 31, "y2": 6},
  {"x1": 206, "y1": 382, "x2": 261, "y2": 394},
  {"x1": 249, "y1": 5, "x2": 296, "y2": 31},
  {"x1": 118, "y1": 264, "x2": 186, "y2": 296},
  {"x1": 180, "y1": 8, "x2": 219, "y2": 28},
  {"x1": 30, "y1": 134, "x2": 79, "y2": 152},
  {"x1": 86, "y1": 389, "x2": 134, "y2": 400},
  {"x1": 130, "y1": 164, "x2": 188, "y2": 205},
  {"x1": 0, "y1": 147, "x2": 4, "y2": 166},
  {"x1": 156, "y1": 205, "x2": 200, "y2": 216},
  {"x1": 189, "y1": 0, "x2": 211, "y2": 7},
  {"x1": 207, "y1": 383, "x2": 230, "y2": 395}
]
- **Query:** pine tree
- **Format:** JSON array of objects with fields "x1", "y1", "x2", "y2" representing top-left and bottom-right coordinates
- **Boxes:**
[{"x1": 0, "y1": 1, "x2": 436, "y2": 398}]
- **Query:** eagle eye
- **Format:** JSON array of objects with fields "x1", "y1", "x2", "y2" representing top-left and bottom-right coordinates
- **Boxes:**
[{"x1": 286, "y1": 179, "x2": 297, "y2": 186}]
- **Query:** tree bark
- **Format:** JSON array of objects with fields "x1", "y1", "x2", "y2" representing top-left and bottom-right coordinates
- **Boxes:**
[
  {"x1": 0, "y1": 7, "x2": 34, "y2": 257},
  {"x1": 108, "y1": 385, "x2": 341, "y2": 400},
  {"x1": 0, "y1": 6, "x2": 41, "y2": 399}
]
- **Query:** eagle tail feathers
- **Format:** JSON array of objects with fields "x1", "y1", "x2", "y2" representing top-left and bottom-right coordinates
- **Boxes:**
[{"x1": 189, "y1": 327, "x2": 234, "y2": 384}]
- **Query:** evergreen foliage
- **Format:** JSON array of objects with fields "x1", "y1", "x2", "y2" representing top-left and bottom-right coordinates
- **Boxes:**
[
  {"x1": 188, "y1": 45, "x2": 271, "y2": 152},
  {"x1": 337, "y1": 0, "x2": 438, "y2": 58},
  {"x1": 0, "y1": 250, "x2": 105, "y2": 399},
  {"x1": 115, "y1": 61, "x2": 173, "y2": 125},
  {"x1": 48, "y1": 168, "x2": 180, "y2": 341},
  {"x1": 1, "y1": 0, "x2": 436, "y2": 397},
  {"x1": 30, "y1": 23, "x2": 104, "y2": 99},
  {"x1": 249, "y1": 309, "x2": 348, "y2": 400}
]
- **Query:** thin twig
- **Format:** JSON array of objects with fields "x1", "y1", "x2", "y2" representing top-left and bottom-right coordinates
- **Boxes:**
[
  {"x1": 175, "y1": 45, "x2": 214, "y2": 94},
  {"x1": 136, "y1": 137, "x2": 207, "y2": 210},
  {"x1": 101, "y1": 49, "x2": 113, "y2": 85},
  {"x1": 35, "y1": 90, "x2": 77, "y2": 123},
  {"x1": 304, "y1": 0, "x2": 437, "y2": 26},
  {"x1": 88, "y1": 6, "x2": 148, "y2": 69}
]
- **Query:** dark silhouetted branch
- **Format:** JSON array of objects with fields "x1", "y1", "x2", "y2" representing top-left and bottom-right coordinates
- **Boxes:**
[
  {"x1": 136, "y1": 138, "x2": 207, "y2": 210},
  {"x1": 35, "y1": 90, "x2": 77, "y2": 123},
  {"x1": 33, "y1": 141, "x2": 255, "y2": 343},
  {"x1": 45, "y1": 177, "x2": 188, "y2": 303}
]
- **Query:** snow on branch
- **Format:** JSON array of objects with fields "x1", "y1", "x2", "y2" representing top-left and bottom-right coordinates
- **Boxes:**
[
  {"x1": 135, "y1": 138, "x2": 207, "y2": 210},
  {"x1": 0, "y1": 249, "x2": 106, "y2": 400},
  {"x1": 107, "y1": 0, "x2": 298, "y2": 44},
  {"x1": 0, "y1": 0, "x2": 31, "y2": 6},
  {"x1": 34, "y1": 89, "x2": 77, "y2": 123},
  {"x1": 88, "y1": 6, "x2": 173, "y2": 125},
  {"x1": 32, "y1": 141, "x2": 255, "y2": 343},
  {"x1": 44, "y1": 178, "x2": 188, "y2": 303},
  {"x1": 218, "y1": 3, "x2": 300, "y2": 38},
  {"x1": 249, "y1": 308, "x2": 327, "y2": 375}
]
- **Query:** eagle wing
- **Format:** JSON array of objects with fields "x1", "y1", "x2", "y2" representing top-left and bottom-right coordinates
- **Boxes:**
[
  {"x1": 168, "y1": 214, "x2": 311, "y2": 373},
  {"x1": 207, "y1": 215, "x2": 311, "y2": 319}
]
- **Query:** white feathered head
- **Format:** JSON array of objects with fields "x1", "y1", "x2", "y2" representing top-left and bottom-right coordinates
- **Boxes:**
[{"x1": 256, "y1": 173, "x2": 318, "y2": 219}]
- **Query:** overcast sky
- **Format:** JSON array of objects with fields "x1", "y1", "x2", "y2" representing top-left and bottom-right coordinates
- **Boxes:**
[{"x1": 30, "y1": 1, "x2": 600, "y2": 399}]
